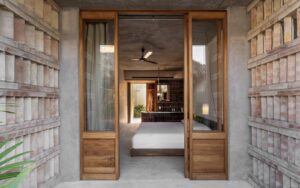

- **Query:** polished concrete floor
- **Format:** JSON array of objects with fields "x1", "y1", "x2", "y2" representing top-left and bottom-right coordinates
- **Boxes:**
[{"x1": 55, "y1": 123, "x2": 253, "y2": 188}]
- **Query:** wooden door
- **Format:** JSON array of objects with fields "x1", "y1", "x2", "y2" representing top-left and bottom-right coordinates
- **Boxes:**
[
  {"x1": 80, "y1": 11, "x2": 119, "y2": 180},
  {"x1": 188, "y1": 11, "x2": 228, "y2": 180}
]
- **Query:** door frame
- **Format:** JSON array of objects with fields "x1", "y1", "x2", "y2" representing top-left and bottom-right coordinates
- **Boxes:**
[
  {"x1": 79, "y1": 10, "x2": 228, "y2": 180},
  {"x1": 127, "y1": 80, "x2": 155, "y2": 123},
  {"x1": 79, "y1": 11, "x2": 119, "y2": 180},
  {"x1": 188, "y1": 11, "x2": 228, "y2": 179}
]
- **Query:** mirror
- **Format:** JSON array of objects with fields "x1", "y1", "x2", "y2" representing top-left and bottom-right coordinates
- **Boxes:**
[{"x1": 157, "y1": 84, "x2": 169, "y2": 102}]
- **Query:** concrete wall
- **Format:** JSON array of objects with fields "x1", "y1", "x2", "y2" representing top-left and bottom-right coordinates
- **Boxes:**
[
  {"x1": 59, "y1": 8, "x2": 81, "y2": 182},
  {"x1": 58, "y1": 7, "x2": 250, "y2": 182},
  {"x1": 227, "y1": 6, "x2": 251, "y2": 180}
]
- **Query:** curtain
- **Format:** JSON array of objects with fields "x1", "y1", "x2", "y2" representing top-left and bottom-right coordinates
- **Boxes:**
[{"x1": 85, "y1": 22, "x2": 115, "y2": 131}]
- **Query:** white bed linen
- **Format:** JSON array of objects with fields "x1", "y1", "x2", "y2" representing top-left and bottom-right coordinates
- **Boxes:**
[{"x1": 132, "y1": 122, "x2": 184, "y2": 149}]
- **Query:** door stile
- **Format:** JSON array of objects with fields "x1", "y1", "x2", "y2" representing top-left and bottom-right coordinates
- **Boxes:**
[
  {"x1": 187, "y1": 12, "x2": 194, "y2": 180},
  {"x1": 114, "y1": 12, "x2": 120, "y2": 179},
  {"x1": 184, "y1": 13, "x2": 190, "y2": 178}
]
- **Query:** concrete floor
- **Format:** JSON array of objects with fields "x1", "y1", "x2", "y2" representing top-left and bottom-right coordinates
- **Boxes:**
[{"x1": 55, "y1": 123, "x2": 253, "y2": 188}]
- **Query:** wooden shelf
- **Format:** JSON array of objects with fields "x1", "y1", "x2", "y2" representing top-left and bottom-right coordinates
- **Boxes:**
[
  {"x1": 0, "y1": 0, "x2": 59, "y2": 40},
  {"x1": 0, "y1": 36, "x2": 59, "y2": 69},
  {"x1": 247, "y1": 0, "x2": 300, "y2": 40}
]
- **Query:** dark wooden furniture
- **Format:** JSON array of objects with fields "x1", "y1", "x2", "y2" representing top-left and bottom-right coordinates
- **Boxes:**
[
  {"x1": 130, "y1": 149, "x2": 184, "y2": 156},
  {"x1": 141, "y1": 112, "x2": 184, "y2": 122}
]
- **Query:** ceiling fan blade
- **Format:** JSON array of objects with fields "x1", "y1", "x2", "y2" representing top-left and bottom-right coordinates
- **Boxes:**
[
  {"x1": 131, "y1": 58, "x2": 140, "y2": 61},
  {"x1": 143, "y1": 51, "x2": 153, "y2": 59},
  {"x1": 144, "y1": 60, "x2": 158, "y2": 64}
]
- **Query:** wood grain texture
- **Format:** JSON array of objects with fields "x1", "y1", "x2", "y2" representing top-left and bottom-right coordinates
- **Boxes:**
[
  {"x1": 83, "y1": 139, "x2": 115, "y2": 174},
  {"x1": 130, "y1": 149, "x2": 184, "y2": 156},
  {"x1": 191, "y1": 139, "x2": 225, "y2": 173}
]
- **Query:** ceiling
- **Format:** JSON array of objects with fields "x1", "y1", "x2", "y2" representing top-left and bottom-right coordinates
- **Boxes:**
[
  {"x1": 119, "y1": 17, "x2": 184, "y2": 70},
  {"x1": 55, "y1": 0, "x2": 251, "y2": 10},
  {"x1": 65, "y1": 0, "x2": 251, "y2": 71}
]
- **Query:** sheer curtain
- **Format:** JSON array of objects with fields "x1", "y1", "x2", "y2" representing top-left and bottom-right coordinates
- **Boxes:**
[{"x1": 85, "y1": 22, "x2": 115, "y2": 131}]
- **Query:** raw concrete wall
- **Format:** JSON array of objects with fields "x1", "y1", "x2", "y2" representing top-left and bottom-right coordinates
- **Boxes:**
[
  {"x1": 227, "y1": 6, "x2": 251, "y2": 180},
  {"x1": 59, "y1": 8, "x2": 80, "y2": 182},
  {"x1": 58, "y1": 7, "x2": 250, "y2": 182}
]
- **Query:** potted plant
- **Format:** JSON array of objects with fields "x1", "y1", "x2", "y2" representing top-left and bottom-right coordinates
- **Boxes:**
[{"x1": 134, "y1": 104, "x2": 146, "y2": 118}]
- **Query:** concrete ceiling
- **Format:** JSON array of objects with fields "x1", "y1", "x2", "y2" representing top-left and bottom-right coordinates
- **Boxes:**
[
  {"x1": 119, "y1": 17, "x2": 220, "y2": 71},
  {"x1": 119, "y1": 17, "x2": 184, "y2": 70},
  {"x1": 55, "y1": 0, "x2": 251, "y2": 9}
]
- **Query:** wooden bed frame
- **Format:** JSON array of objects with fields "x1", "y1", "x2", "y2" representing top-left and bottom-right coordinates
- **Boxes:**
[{"x1": 130, "y1": 148, "x2": 184, "y2": 156}]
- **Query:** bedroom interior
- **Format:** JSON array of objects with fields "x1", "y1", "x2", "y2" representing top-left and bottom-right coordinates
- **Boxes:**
[
  {"x1": 119, "y1": 15, "x2": 186, "y2": 159},
  {"x1": 3, "y1": 0, "x2": 300, "y2": 187},
  {"x1": 116, "y1": 13, "x2": 225, "y2": 177}
]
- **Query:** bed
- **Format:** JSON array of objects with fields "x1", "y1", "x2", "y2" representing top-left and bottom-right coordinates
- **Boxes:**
[
  {"x1": 130, "y1": 121, "x2": 211, "y2": 156},
  {"x1": 131, "y1": 122, "x2": 184, "y2": 156}
]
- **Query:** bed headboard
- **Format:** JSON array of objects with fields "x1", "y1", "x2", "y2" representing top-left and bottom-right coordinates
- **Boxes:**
[
  {"x1": 194, "y1": 115, "x2": 220, "y2": 130},
  {"x1": 141, "y1": 112, "x2": 184, "y2": 122}
]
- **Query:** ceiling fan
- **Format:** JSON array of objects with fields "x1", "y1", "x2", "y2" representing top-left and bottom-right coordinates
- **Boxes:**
[{"x1": 131, "y1": 48, "x2": 158, "y2": 64}]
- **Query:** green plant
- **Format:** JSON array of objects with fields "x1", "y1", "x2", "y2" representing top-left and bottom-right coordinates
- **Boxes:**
[
  {"x1": 134, "y1": 104, "x2": 146, "y2": 118},
  {"x1": 0, "y1": 141, "x2": 33, "y2": 188}
]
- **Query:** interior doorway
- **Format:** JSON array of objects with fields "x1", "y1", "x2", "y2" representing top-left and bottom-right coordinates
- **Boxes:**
[
  {"x1": 128, "y1": 83, "x2": 147, "y2": 123},
  {"x1": 79, "y1": 11, "x2": 228, "y2": 181},
  {"x1": 119, "y1": 14, "x2": 186, "y2": 179}
]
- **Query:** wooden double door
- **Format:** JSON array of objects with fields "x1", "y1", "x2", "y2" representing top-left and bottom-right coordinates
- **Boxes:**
[{"x1": 80, "y1": 11, "x2": 228, "y2": 180}]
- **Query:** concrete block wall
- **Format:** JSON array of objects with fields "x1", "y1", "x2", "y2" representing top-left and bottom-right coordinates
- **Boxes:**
[
  {"x1": 0, "y1": 0, "x2": 61, "y2": 187},
  {"x1": 247, "y1": 0, "x2": 300, "y2": 187}
]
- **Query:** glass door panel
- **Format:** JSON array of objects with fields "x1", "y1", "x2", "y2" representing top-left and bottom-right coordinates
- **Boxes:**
[
  {"x1": 84, "y1": 20, "x2": 116, "y2": 131},
  {"x1": 192, "y1": 20, "x2": 224, "y2": 132},
  {"x1": 188, "y1": 12, "x2": 227, "y2": 180}
]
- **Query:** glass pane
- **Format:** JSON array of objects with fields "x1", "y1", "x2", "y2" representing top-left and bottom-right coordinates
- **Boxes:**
[
  {"x1": 84, "y1": 20, "x2": 115, "y2": 131},
  {"x1": 192, "y1": 20, "x2": 224, "y2": 132}
]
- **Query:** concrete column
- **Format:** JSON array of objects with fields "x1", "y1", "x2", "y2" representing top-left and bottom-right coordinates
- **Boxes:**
[
  {"x1": 59, "y1": 8, "x2": 80, "y2": 182},
  {"x1": 227, "y1": 6, "x2": 251, "y2": 180}
]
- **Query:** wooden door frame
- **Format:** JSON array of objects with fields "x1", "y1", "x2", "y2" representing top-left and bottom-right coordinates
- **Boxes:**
[
  {"x1": 79, "y1": 11, "x2": 119, "y2": 180},
  {"x1": 127, "y1": 80, "x2": 155, "y2": 123},
  {"x1": 79, "y1": 10, "x2": 228, "y2": 180},
  {"x1": 188, "y1": 11, "x2": 228, "y2": 179}
]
